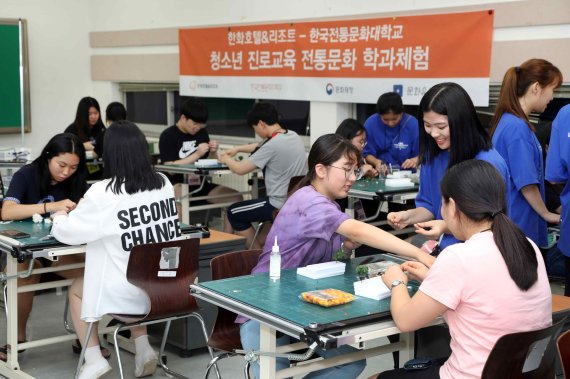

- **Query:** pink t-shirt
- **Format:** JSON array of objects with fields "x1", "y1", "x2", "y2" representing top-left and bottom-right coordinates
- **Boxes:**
[{"x1": 420, "y1": 231, "x2": 551, "y2": 379}]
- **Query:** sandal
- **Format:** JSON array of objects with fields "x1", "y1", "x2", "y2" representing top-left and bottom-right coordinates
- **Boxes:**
[
  {"x1": 0, "y1": 342, "x2": 26, "y2": 362},
  {"x1": 72, "y1": 339, "x2": 111, "y2": 360}
]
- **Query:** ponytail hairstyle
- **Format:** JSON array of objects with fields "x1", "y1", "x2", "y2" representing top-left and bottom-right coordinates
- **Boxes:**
[
  {"x1": 440, "y1": 159, "x2": 538, "y2": 290},
  {"x1": 418, "y1": 82, "x2": 490, "y2": 168},
  {"x1": 491, "y1": 59, "x2": 562, "y2": 134},
  {"x1": 32, "y1": 133, "x2": 87, "y2": 202},
  {"x1": 295, "y1": 134, "x2": 361, "y2": 191}
]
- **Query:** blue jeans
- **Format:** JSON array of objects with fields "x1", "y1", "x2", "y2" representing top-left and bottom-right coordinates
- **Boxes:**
[{"x1": 240, "y1": 320, "x2": 366, "y2": 379}]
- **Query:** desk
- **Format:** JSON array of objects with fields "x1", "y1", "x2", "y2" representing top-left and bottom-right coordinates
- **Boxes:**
[
  {"x1": 0, "y1": 221, "x2": 237, "y2": 379},
  {"x1": 155, "y1": 163, "x2": 258, "y2": 225},
  {"x1": 191, "y1": 254, "x2": 425, "y2": 379},
  {"x1": 348, "y1": 178, "x2": 419, "y2": 228}
]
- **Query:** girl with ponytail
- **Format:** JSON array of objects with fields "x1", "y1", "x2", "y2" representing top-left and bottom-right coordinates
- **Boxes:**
[{"x1": 370, "y1": 160, "x2": 551, "y2": 379}]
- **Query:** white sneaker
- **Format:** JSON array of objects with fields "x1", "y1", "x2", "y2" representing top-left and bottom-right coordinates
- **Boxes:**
[
  {"x1": 78, "y1": 356, "x2": 112, "y2": 379},
  {"x1": 134, "y1": 350, "x2": 158, "y2": 377}
]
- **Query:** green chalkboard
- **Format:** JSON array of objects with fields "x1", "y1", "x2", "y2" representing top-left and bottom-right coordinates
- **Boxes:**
[{"x1": 0, "y1": 19, "x2": 31, "y2": 133}]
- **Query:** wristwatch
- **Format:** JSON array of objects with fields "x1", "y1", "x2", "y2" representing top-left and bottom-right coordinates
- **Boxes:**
[{"x1": 391, "y1": 280, "x2": 405, "y2": 290}]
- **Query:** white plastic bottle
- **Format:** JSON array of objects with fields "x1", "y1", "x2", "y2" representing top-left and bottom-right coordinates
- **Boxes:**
[{"x1": 269, "y1": 236, "x2": 281, "y2": 279}]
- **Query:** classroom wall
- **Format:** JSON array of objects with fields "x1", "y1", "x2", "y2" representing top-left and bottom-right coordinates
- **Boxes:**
[{"x1": 2, "y1": 0, "x2": 569, "y2": 153}]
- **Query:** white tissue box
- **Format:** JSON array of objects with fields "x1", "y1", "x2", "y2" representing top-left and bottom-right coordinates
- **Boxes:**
[
  {"x1": 297, "y1": 261, "x2": 346, "y2": 279},
  {"x1": 195, "y1": 159, "x2": 221, "y2": 168},
  {"x1": 353, "y1": 277, "x2": 391, "y2": 301}
]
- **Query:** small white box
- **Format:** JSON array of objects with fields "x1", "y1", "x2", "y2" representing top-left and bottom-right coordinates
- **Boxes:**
[
  {"x1": 353, "y1": 277, "x2": 391, "y2": 301},
  {"x1": 195, "y1": 159, "x2": 221, "y2": 167},
  {"x1": 297, "y1": 261, "x2": 346, "y2": 280}
]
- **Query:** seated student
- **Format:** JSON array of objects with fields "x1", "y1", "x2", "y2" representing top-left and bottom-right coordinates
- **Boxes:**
[
  {"x1": 363, "y1": 92, "x2": 419, "y2": 174},
  {"x1": 52, "y1": 121, "x2": 180, "y2": 379},
  {"x1": 237, "y1": 134, "x2": 432, "y2": 379},
  {"x1": 159, "y1": 97, "x2": 242, "y2": 220},
  {"x1": 369, "y1": 160, "x2": 551, "y2": 379},
  {"x1": 105, "y1": 101, "x2": 127, "y2": 125},
  {"x1": 0, "y1": 133, "x2": 88, "y2": 362},
  {"x1": 218, "y1": 102, "x2": 307, "y2": 248},
  {"x1": 65, "y1": 97, "x2": 106, "y2": 180},
  {"x1": 335, "y1": 118, "x2": 378, "y2": 178}
]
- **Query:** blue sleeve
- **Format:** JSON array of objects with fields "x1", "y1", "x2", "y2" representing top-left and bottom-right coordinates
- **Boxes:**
[
  {"x1": 546, "y1": 108, "x2": 569, "y2": 183},
  {"x1": 414, "y1": 163, "x2": 437, "y2": 216},
  {"x1": 507, "y1": 137, "x2": 540, "y2": 190},
  {"x1": 409, "y1": 116, "x2": 420, "y2": 156}
]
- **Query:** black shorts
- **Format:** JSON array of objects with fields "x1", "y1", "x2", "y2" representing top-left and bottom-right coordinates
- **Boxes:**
[{"x1": 226, "y1": 197, "x2": 277, "y2": 231}]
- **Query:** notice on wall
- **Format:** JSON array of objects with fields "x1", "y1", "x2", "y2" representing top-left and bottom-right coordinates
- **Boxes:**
[{"x1": 179, "y1": 10, "x2": 493, "y2": 105}]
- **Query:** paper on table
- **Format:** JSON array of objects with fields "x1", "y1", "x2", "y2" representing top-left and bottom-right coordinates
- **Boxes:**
[
  {"x1": 353, "y1": 277, "x2": 391, "y2": 301},
  {"x1": 195, "y1": 159, "x2": 222, "y2": 167},
  {"x1": 297, "y1": 261, "x2": 346, "y2": 279},
  {"x1": 385, "y1": 178, "x2": 414, "y2": 187}
]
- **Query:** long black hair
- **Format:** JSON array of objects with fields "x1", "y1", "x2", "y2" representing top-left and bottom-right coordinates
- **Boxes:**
[
  {"x1": 103, "y1": 121, "x2": 165, "y2": 195},
  {"x1": 418, "y1": 82, "x2": 491, "y2": 168},
  {"x1": 440, "y1": 160, "x2": 538, "y2": 290},
  {"x1": 32, "y1": 133, "x2": 87, "y2": 202},
  {"x1": 296, "y1": 134, "x2": 360, "y2": 190},
  {"x1": 73, "y1": 96, "x2": 105, "y2": 142},
  {"x1": 335, "y1": 118, "x2": 365, "y2": 141}
]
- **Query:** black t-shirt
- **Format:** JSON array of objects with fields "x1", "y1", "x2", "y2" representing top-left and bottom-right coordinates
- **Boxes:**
[
  {"x1": 4, "y1": 164, "x2": 71, "y2": 216},
  {"x1": 159, "y1": 125, "x2": 211, "y2": 184},
  {"x1": 65, "y1": 122, "x2": 106, "y2": 157}
]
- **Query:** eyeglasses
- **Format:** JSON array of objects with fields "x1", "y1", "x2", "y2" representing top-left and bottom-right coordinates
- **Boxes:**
[
  {"x1": 329, "y1": 165, "x2": 362, "y2": 180},
  {"x1": 190, "y1": 120, "x2": 207, "y2": 129}
]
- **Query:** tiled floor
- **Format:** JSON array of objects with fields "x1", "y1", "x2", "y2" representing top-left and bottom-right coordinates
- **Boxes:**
[{"x1": 0, "y1": 288, "x2": 395, "y2": 378}]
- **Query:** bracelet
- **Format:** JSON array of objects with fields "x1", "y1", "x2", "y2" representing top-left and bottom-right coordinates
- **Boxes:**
[{"x1": 43, "y1": 202, "x2": 47, "y2": 214}]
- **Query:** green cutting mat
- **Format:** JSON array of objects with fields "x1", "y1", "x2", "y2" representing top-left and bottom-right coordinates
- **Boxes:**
[
  {"x1": 0, "y1": 220, "x2": 57, "y2": 248},
  {"x1": 199, "y1": 255, "x2": 418, "y2": 330},
  {"x1": 350, "y1": 178, "x2": 418, "y2": 195}
]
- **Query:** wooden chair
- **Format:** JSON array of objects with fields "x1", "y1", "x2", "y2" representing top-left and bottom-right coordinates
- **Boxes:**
[
  {"x1": 481, "y1": 317, "x2": 566, "y2": 379},
  {"x1": 203, "y1": 249, "x2": 262, "y2": 379},
  {"x1": 250, "y1": 175, "x2": 304, "y2": 249},
  {"x1": 557, "y1": 327, "x2": 570, "y2": 378},
  {"x1": 75, "y1": 237, "x2": 219, "y2": 379}
]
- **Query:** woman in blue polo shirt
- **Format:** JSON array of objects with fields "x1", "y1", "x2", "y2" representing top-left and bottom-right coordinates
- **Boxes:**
[
  {"x1": 491, "y1": 59, "x2": 563, "y2": 247},
  {"x1": 363, "y1": 92, "x2": 419, "y2": 173},
  {"x1": 546, "y1": 104, "x2": 570, "y2": 295},
  {"x1": 387, "y1": 82, "x2": 510, "y2": 251}
]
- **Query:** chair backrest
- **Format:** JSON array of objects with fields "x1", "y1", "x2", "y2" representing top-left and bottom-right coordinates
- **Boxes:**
[
  {"x1": 481, "y1": 317, "x2": 566, "y2": 379},
  {"x1": 557, "y1": 328, "x2": 570, "y2": 378},
  {"x1": 125, "y1": 237, "x2": 200, "y2": 321},
  {"x1": 207, "y1": 249, "x2": 262, "y2": 352},
  {"x1": 287, "y1": 175, "x2": 305, "y2": 196}
]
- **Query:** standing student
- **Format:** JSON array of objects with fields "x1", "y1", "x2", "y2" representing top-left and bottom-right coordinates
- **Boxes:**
[
  {"x1": 52, "y1": 121, "x2": 180, "y2": 379},
  {"x1": 159, "y1": 97, "x2": 242, "y2": 219},
  {"x1": 388, "y1": 82, "x2": 510, "y2": 251},
  {"x1": 546, "y1": 104, "x2": 570, "y2": 295},
  {"x1": 0, "y1": 133, "x2": 87, "y2": 362},
  {"x1": 105, "y1": 101, "x2": 127, "y2": 124},
  {"x1": 237, "y1": 134, "x2": 431, "y2": 379},
  {"x1": 218, "y1": 102, "x2": 307, "y2": 248},
  {"x1": 363, "y1": 92, "x2": 419, "y2": 174},
  {"x1": 368, "y1": 160, "x2": 551, "y2": 379},
  {"x1": 491, "y1": 58, "x2": 563, "y2": 247}
]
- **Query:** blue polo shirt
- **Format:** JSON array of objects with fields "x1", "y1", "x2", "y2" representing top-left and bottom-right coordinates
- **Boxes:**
[
  {"x1": 492, "y1": 113, "x2": 547, "y2": 247},
  {"x1": 362, "y1": 113, "x2": 419, "y2": 167},
  {"x1": 415, "y1": 149, "x2": 510, "y2": 250},
  {"x1": 546, "y1": 105, "x2": 570, "y2": 256}
]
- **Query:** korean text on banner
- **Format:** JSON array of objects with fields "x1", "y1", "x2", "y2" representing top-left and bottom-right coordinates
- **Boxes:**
[{"x1": 179, "y1": 10, "x2": 493, "y2": 105}]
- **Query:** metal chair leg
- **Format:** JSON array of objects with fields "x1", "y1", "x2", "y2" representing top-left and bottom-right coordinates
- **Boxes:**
[
  {"x1": 204, "y1": 353, "x2": 235, "y2": 379},
  {"x1": 113, "y1": 325, "x2": 126, "y2": 379},
  {"x1": 250, "y1": 221, "x2": 266, "y2": 249},
  {"x1": 63, "y1": 293, "x2": 74, "y2": 333},
  {"x1": 75, "y1": 322, "x2": 94, "y2": 379},
  {"x1": 153, "y1": 320, "x2": 188, "y2": 379},
  {"x1": 191, "y1": 312, "x2": 222, "y2": 379},
  {"x1": 244, "y1": 361, "x2": 251, "y2": 379}
]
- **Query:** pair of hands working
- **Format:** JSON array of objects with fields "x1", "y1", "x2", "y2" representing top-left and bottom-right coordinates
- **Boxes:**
[
  {"x1": 380, "y1": 260, "x2": 429, "y2": 289},
  {"x1": 387, "y1": 210, "x2": 447, "y2": 241}
]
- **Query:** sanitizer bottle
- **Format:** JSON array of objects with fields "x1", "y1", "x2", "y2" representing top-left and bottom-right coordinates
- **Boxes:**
[{"x1": 269, "y1": 236, "x2": 281, "y2": 279}]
